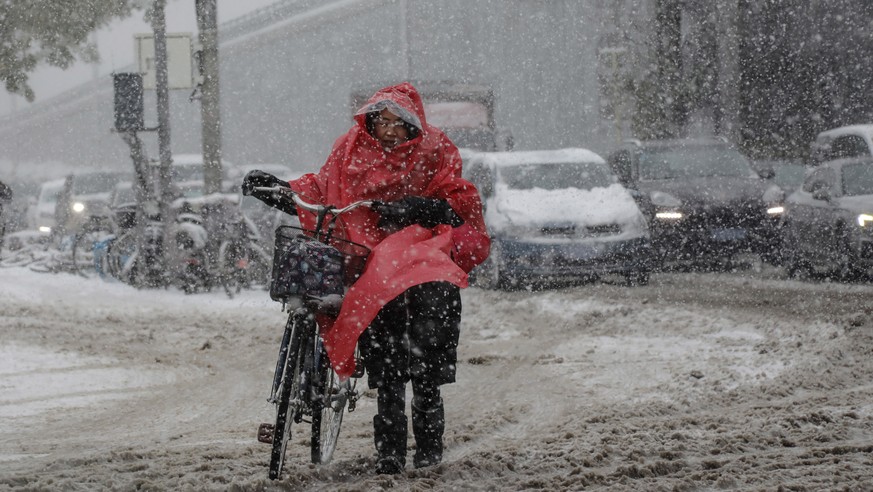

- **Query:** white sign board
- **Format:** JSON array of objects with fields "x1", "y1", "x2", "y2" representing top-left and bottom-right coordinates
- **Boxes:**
[{"x1": 135, "y1": 33, "x2": 194, "y2": 90}]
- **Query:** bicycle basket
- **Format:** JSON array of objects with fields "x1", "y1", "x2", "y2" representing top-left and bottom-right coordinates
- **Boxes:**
[{"x1": 270, "y1": 226, "x2": 370, "y2": 302}]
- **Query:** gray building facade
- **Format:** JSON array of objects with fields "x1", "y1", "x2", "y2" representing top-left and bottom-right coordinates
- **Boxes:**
[{"x1": 0, "y1": 0, "x2": 658, "y2": 179}]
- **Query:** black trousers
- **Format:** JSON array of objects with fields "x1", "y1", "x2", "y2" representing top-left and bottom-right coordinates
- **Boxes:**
[
  {"x1": 358, "y1": 281, "x2": 462, "y2": 390},
  {"x1": 357, "y1": 281, "x2": 461, "y2": 464}
]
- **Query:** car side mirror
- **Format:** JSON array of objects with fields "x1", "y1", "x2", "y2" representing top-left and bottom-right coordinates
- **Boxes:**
[
  {"x1": 812, "y1": 187, "x2": 831, "y2": 201},
  {"x1": 757, "y1": 167, "x2": 775, "y2": 180}
]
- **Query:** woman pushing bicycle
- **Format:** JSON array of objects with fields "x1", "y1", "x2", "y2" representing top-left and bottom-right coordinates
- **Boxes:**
[{"x1": 242, "y1": 82, "x2": 490, "y2": 474}]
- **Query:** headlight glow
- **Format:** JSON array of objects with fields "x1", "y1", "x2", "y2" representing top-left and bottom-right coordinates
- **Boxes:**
[
  {"x1": 655, "y1": 211, "x2": 683, "y2": 220},
  {"x1": 72, "y1": 202, "x2": 86, "y2": 213},
  {"x1": 767, "y1": 206, "x2": 785, "y2": 215},
  {"x1": 38, "y1": 226, "x2": 51, "y2": 233},
  {"x1": 858, "y1": 213, "x2": 873, "y2": 227}
]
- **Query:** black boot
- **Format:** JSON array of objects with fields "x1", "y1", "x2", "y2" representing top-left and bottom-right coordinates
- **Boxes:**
[
  {"x1": 374, "y1": 413, "x2": 407, "y2": 474},
  {"x1": 412, "y1": 398, "x2": 445, "y2": 468}
]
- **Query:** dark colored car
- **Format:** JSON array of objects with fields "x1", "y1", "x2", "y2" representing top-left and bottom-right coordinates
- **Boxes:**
[
  {"x1": 780, "y1": 157, "x2": 873, "y2": 280},
  {"x1": 606, "y1": 138, "x2": 779, "y2": 267}
]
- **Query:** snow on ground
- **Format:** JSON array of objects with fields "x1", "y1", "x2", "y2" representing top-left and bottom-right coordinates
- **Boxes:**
[{"x1": 2, "y1": 265, "x2": 873, "y2": 490}]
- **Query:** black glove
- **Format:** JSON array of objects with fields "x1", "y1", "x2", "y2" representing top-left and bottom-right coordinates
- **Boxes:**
[
  {"x1": 373, "y1": 196, "x2": 464, "y2": 229},
  {"x1": 241, "y1": 170, "x2": 297, "y2": 215},
  {"x1": 241, "y1": 170, "x2": 288, "y2": 196}
]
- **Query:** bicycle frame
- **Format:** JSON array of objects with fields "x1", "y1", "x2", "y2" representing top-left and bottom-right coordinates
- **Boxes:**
[{"x1": 254, "y1": 186, "x2": 372, "y2": 480}]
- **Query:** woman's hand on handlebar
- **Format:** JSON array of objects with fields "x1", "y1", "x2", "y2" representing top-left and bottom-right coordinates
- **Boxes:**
[
  {"x1": 241, "y1": 170, "x2": 289, "y2": 196},
  {"x1": 241, "y1": 170, "x2": 297, "y2": 215},
  {"x1": 371, "y1": 197, "x2": 464, "y2": 229}
]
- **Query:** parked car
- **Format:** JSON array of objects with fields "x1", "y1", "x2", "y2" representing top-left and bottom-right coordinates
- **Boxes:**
[
  {"x1": 780, "y1": 156, "x2": 873, "y2": 280},
  {"x1": 30, "y1": 177, "x2": 67, "y2": 233},
  {"x1": 810, "y1": 124, "x2": 873, "y2": 164},
  {"x1": 462, "y1": 148, "x2": 652, "y2": 288},
  {"x1": 606, "y1": 138, "x2": 780, "y2": 267}
]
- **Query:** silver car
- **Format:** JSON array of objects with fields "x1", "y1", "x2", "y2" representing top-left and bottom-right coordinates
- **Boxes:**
[
  {"x1": 462, "y1": 148, "x2": 652, "y2": 289},
  {"x1": 781, "y1": 157, "x2": 873, "y2": 280}
]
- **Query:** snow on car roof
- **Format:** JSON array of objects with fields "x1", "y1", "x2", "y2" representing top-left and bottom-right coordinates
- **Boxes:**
[
  {"x1": 816, "y1": 124, "x2": 873, "y2": 140},
  {"x1": 478, "y1": 148, "x2": 605, "y2": 167}
]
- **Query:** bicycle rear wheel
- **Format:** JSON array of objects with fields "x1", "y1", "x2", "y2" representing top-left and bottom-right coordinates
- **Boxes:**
[
  {"x1": 268, "y1": 312, "x2": 308, "y2": 480},
  {"x1": 310, "y1": 338, "x2": 347, "y2": 464}
]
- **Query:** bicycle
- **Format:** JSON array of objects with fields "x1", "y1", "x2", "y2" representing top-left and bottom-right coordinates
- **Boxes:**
[
  {"x1": 253, "y1": 187, "x2": 373, "y2": 480},
  {"x1": 216, "y1": 209, "x2": 271, "y2": 298}
]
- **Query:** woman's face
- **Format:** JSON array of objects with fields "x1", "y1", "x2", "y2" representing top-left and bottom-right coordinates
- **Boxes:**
[{"x1": 372, "y1": 109, "x2": 409, "y2": 150}]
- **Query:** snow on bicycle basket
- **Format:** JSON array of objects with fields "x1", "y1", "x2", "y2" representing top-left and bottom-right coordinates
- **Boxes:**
[{"x1": 269, "y1": 225, "x2": 369, "y2": 303}]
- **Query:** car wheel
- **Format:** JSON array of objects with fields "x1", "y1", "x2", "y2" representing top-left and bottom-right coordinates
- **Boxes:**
[
  {"x1": 836, "y1": 226, "x2": 860, "y2": 282},
  {"x1": 782, "y1": 233, "x2": 809, "y2": 279},
  {"x1": 624, "y1": 269, "x2": 650, "y2": 287}
]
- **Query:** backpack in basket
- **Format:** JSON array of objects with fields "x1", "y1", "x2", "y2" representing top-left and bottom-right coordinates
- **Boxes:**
[{"x1": 270, "y1": 230, "x2": 344, "y2": 302}]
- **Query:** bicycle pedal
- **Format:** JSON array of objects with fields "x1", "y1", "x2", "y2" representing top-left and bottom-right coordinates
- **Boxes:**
[{"x1": 257, "y1": 423, "x2": 274, "y2": 444}]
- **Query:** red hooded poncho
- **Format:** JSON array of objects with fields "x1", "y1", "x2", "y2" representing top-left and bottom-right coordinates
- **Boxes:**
[{"x1": 288, "y1": 82, "x2": 490, "y2": 379}]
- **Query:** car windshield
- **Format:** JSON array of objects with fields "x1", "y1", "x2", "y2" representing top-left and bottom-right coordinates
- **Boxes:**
[
  {"x1": 498, "y1": 161, "x2": 614, "y2": 191},
  {"x1": 114, "y1": 184, "x2": 136, "y2": 205},
  {"x1": 841, "y1": 163, "x2": 873, "y2": 196},
  {"x1": 639, "y1": 146, "x2": 753, "y2": 180},
  {"x1": 40, "y1": 184, "x2": 64, "y2": 203}
]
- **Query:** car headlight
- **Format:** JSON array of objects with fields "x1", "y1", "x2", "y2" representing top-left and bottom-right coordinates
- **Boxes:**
[
  {"x1": 655, "y1": 211, "x2": 683, "y2": 220},
  {"x1": 767, "y1": 206, "x2": 785, "y2": 216},
  {"x1": 650, "y1": 191, "x2": 683, "y2": 220},
  {"x1": 72, "y1": 202, "x2": 86, "y2": 213},
  {"x1": 858, "y1": 213, "x2": 873, "y2": 227}
]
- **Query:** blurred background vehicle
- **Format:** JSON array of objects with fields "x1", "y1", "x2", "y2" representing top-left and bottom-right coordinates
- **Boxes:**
[
  {"x1": 30, "y1": 177, "x2": 67, "y2": 234},
  {"x1": 810, "y1": 124, "x2": 873, "y2": 165},
  {"x1": 607, "y1": 138, "x2": 778, "y2": 269},
  {"x1": 780, "y1": 156, "x2": 873, "y2": 281},
  {"x1": 64, "y1": 171, "x2": 129, "y2": 234},
  {"x1": 462, "y1": 147, "x2": 652, "y2": 289}
]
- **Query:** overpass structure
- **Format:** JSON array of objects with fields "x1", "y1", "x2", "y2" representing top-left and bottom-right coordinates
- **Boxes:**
[{"x1": 0, "y1": 0, "x2": 656, "y2": 180}]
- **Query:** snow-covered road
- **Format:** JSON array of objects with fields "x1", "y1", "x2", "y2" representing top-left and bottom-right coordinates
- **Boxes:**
[{"x1": 2, "y1": 266, "x2": 872, "y2": 490}]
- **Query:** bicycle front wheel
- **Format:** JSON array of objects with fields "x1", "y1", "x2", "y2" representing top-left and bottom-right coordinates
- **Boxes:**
[
  {"x1": 310, "y1": 338, "x2": 347, "y2": 464},
  {"x1": 268, "y1": 312, "x2": 307, "y2": 480}
]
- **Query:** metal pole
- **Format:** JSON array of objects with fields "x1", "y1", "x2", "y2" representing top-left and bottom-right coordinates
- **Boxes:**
[
  {"x1": 196, "y1": 0, "x2": 223, "y2": 195},
  {"x1": 715, "y1": 0, "x2": 740, "y2": 140},
  {"x1": 151, "y1": 0, "x2": 172, "y2": 285}
]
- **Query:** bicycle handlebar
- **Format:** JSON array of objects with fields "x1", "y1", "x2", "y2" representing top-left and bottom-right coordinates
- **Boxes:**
[{"x1": 252, "y1": 186, "x2": 375, "y2": 215}]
